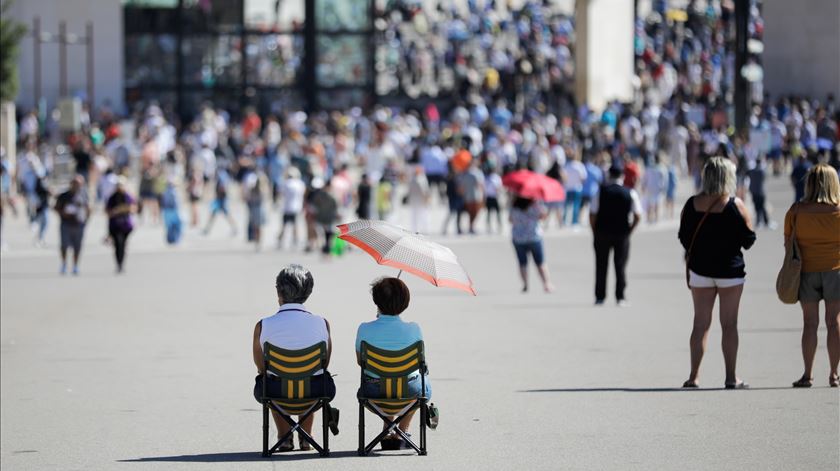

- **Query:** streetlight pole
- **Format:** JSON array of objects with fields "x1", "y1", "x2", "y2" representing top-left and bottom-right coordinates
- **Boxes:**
[
  {"x1": 59, "y1": 20, "x2": 68, "y2": 98},
  {"x1": 33, "y1": 16, "x2": 42, "y2": 108},
  {"x1": 734, "y1": 0, "x2": 750, "y2": 135},
  {"x1": 86, "y1": 22, "x2": 94, "y2": 110}
]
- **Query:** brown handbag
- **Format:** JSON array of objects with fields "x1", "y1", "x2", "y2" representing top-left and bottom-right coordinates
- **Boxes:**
[
  {"x1": 776, "y1": 205, "x2": 802, "y2": 304},
  {"x1": 684, "y1": 198, "x2": 722, "y2": 289}
]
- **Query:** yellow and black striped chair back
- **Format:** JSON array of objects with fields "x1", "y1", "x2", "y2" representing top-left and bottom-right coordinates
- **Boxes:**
[
  {"x1": 360, "y1": 341, "x2": 425, "y2": 400},
  {"x1": 263, "y1": 342, "x2": 326, "y2": 408}
]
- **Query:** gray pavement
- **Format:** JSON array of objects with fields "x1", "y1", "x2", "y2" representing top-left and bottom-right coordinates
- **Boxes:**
[{"x1": 1, "y1": 176, "x2": 838, "y2": 470}]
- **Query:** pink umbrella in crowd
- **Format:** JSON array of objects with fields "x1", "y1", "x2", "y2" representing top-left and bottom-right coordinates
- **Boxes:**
[
  {"x1": 336, "y1": 220, "x2": 476, "y2": 296},
  {"x1": 502, "y1": 170, "x2": 566, "y2": 202}
]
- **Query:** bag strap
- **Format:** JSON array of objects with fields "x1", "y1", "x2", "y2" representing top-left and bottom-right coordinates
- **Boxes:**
[{"x1": 686, "y1": 196, "x2": 724, "y2": 261}]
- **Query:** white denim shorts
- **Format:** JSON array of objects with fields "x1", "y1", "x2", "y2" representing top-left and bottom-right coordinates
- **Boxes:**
[{"x1": 689, "y1": 270, "x2": 745, "y2": 289}]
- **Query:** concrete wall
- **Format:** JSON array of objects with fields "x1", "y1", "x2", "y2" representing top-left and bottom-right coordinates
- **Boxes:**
[
  {"x1": 763, "y1": 0, "x2": 840, "y2": 99},
  {"x1": 7, "y1": 0, "x2": 123, "y2": 113},
  {"x1": 574, "y1": 0, "x2": 635, "y2": 111}
]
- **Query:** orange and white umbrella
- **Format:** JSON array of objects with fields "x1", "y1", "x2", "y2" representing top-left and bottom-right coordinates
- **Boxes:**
[{"x1": 337, "y1": 220, "x2": 476, "y2": 295}]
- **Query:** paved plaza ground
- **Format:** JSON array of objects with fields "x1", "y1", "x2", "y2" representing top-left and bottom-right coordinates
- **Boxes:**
[{"x1": 1, "y1": 177, "x2": 838, "y2": 470}]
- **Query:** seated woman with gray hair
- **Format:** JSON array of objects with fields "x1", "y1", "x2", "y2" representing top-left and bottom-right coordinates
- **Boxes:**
[{"x1": 252, "y1": 264, "x2": 335, "y2": 452}]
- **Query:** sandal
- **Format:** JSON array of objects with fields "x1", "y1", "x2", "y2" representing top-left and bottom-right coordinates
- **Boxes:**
[
  {"x1": 298, "y1": 435, "x2": 312, "y2": 451},
  {"x1": 792, "y1": 376, "x2": 813, "y2": 388},
  {"x1": 276, "y1": 438, "x2": 294, "y2": 452},
  {"x1": 682, "y1": 380, "x2": 699, "y2": 388},
  {"x1": 725, "y1": 380, "x2": 749, "y2": 390},
  {"x1": 830, "y1": 374, "x2": 839, "y2": 388}
]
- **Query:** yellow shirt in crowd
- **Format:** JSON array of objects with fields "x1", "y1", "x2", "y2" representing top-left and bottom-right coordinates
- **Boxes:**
[{"x1": 784, "y1": 206, "x2": 840, "y2": 273}]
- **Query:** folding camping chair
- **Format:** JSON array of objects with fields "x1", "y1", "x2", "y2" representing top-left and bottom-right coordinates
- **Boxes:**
[
  {"x1": 260, "y1": 341, "x2": 333, "y2": 457},
  {"x1": 357, "y1": 340, "x2": 428, "y2": 456}
]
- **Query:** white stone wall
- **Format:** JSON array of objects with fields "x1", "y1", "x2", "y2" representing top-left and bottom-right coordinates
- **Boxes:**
[
  {"x1": 763, "y1": 0, "x2": 840, "y2": 99},
  {"x1": 7, "y1": 0, "x2": 123, "y2": 113},
  {"x1": 574, "y1": 0, "x2": 635, "y2": 111}
]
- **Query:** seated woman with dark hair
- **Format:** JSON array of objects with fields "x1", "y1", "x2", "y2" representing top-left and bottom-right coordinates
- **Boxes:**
[{"x1": 355, "y1": 277, "x2": 432, "y2": 448}]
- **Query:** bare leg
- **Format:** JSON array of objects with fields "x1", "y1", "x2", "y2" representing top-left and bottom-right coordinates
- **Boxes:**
[
  {"x1": 397, "y1": 409, "x2": 417, "y2": 432},
  {"x1": 519, "y1": 265, "x2": 528, "y2": 292},
  {"x1": 687, "y1": 287, "x2": 717, "y2": 384},
  {"x1": 271, "y1": 409, "x2": 289, "y2": 440},
  {"x1": 536, "y1": 264, "x2": 554, "y2": 293},
  {"x1": 825, "y1": 300, "x2": 840, "y2": 380},
  {"x1": 718, "y1": 284, "x2": 744, "y2": 384},
  {"x1": 799, "y1": 301, "x2": 820, "y2": 380}
]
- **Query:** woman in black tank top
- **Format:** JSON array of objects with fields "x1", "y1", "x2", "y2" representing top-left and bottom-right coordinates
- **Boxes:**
[{"x1": 677, "y1": 157, "x2": 756, "y2": 389}]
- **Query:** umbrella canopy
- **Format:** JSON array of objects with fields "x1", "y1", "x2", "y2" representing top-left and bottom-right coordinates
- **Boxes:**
[
  {"x1": 337, "y1": 220, "x2": 476, "y2": 295},
  {"x1": 502, "y1": 170, "x2": 566, "y2": 202}
]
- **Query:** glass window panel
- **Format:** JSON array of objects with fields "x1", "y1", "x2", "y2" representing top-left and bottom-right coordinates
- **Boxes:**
[
  {"x1": 182, "y1": 0, "x2": 243, "y2": 33},
  {"x1": 316, "y1": 36, "x2": 369, "y2": 87},
  {"x1": 124, "y1": 89, "x2": 178, "y2": 114},
  {"x1": 245, "y1": 0, "x2": 304, "y2": 32},
  {"x1": 122, "y1": 0, "x2": 177, "y2": 7},
  {"x1": 245, "y1": 35, "x2": 303, "y2": 86},
  {"x1": 315, "y1": 89, "x2": 367, "y2": 110},
  {"x1": 181, "y1": 90, "x2": 242, "y2": 118},
  {"x1": 251, "y1": 89, "x2": 306, "y2": 115},
  {"x1": 125, "y1": 35, "x2": 178, "y2": 87},
  {"x1": 316, "y1": 0, "x2": 369, "y2": 31},
  {"x1": 124, "y1": 5, "x2": 180, "y2": 33},
  {"x1": 181, "y1": 36, "x2": 243, "y2": 86}
]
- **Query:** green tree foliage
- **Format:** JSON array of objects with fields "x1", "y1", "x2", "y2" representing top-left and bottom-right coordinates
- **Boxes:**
[{"x1": 0, "y1": 0, "x2": 28, "y2": 103}]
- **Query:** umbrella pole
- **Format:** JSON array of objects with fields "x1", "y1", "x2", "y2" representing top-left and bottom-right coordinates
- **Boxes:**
[{"x1": 397, "y1": 270, "x2": 402, "y2": 279}]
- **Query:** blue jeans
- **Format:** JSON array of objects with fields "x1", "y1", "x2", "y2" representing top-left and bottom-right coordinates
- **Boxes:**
[
  {"x1": 563, "y1": 190, "x2": 582, "y2": 225},
  {"x1": 358, "y1": 374, "x2": 432, "y2": 399},
  {"x1": 513, "y1": 240, "x2": 545, "y2": 267}
]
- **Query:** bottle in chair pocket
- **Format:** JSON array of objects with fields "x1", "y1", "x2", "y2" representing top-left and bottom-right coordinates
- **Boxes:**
[{"x1": 426, "y1": 403, "x2": 439, "y2": 429}]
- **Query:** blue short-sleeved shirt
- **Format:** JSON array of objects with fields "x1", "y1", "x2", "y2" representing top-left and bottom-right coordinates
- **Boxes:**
[{"x1": 355, "y1": 315, "x2": 423, "y2": 353}]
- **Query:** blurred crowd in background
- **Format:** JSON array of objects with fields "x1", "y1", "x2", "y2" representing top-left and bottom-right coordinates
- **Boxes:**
[{"x1": 1, "y1": 0, "x2": 838, "y2": 256}]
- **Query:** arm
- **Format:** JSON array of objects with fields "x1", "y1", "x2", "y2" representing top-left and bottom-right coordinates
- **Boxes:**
[
  {"x1": 252, "y1": 321, "x2": 264, "y2": 374},
  {"x1": 324, "y1": 319, "x2": 332, "y2": 368},
  {"x1": 734, "y1": 197, "x2": 757, "y2": 249},
  {"x1": 629, "y1": 190, "x2": 643, "y2": 233},
  {"x1": 734, "y1": 197, "x2": 754, "y2": 231}
]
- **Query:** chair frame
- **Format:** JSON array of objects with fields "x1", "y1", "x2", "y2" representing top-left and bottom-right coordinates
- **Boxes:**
[
  {"x1": 260, "y1": 341, "x2": 332, "y2": 457},
  {"x1": 357, "y1": 341, "x2": 428, "y2": 456}
]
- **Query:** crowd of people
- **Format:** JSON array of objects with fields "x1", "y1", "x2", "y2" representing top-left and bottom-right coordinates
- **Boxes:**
[
  {"x1": 0, "y1": 0, "x2": 838, "y2": 276},
  {"x1": 0, "y1": 4, "x2": 839, "y2": 456}
]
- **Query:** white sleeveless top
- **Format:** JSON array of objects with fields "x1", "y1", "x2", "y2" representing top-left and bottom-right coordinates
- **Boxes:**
[{"x1": 259, "y1": 303, "x2": 329, "y2": 376}]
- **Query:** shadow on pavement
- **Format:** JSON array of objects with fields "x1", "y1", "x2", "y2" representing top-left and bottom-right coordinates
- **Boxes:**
[
  {"x1": 119, "y1": 450, "x2": 364, "y2": 463},
  {"x1": 519, "y1": 386, "x2": 796, "y2": 393}
]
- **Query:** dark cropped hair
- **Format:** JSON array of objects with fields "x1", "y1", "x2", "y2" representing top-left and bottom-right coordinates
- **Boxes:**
[{"x1": 371, "y1": 277, "x2": 410, "y2": 315}]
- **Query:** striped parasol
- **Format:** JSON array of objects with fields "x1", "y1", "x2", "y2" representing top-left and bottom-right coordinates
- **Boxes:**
[{"x1": 337, "y1": 220, "x2": 476, "y2": 295}]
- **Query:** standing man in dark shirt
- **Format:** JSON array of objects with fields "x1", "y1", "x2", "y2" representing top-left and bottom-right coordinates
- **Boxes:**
[
  {"x1": 589, "y1": 165, "x2": 643, "y2": 306},
  {"x1": 72, "y1": 138, "x2": 93, "y2": 182},
  {"x1": 54, "y1": 175, "x2": 90, "y2": 275},
  {"x1": 356, "y1": 173, "x2": 372, "y2": 220},
  {"x1": 790, "y1": 153, "x2": 812, "y2": 203}
]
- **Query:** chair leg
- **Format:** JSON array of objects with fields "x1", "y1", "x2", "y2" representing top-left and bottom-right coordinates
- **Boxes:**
[
  {"x1": 321, "y1": 404, "x2": 330, "y2": 457},
  {"x1": 419, "y1": 403, "x2": 427, "y2": 455},
  {"x1": 358, "y1": 402, "x2": 365, "y2": 456},
  {"x1": 262, "y1": 402, "x2": 269, "y2": 457}
]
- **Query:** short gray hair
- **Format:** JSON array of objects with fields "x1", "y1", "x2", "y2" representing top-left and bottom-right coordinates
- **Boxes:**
[
  {"x1": 700, "y1": 157, "x2": 736, "y2": 196},
  {"x1": 275, "y1": 264, "x2": 314, "y2": 304}
]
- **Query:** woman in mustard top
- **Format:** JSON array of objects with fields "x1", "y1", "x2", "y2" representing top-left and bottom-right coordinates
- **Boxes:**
[{"x1": 785, "y1": 164, "x2": 840, "y2": 388}]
